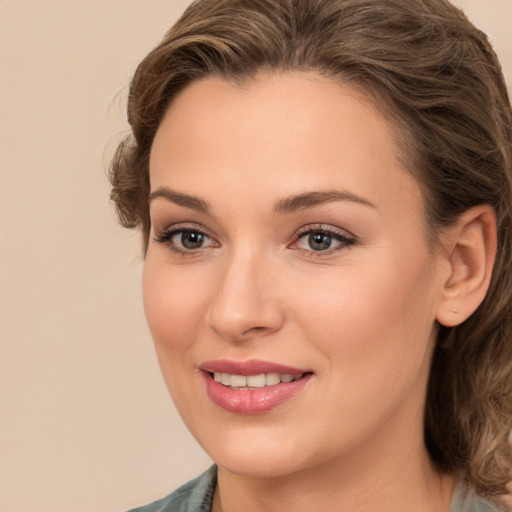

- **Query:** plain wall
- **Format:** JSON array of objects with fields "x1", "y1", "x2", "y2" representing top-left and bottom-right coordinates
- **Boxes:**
[{"x1": 0, "y1": 1, "x2": 510, "y2": 511}]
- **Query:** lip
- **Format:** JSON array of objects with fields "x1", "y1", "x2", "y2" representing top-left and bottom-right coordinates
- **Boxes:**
[
  {"x1": 200, "y1": 359, "x2": 309, "y2": 376},
  {"x1": 200, "y1": 359, "x2": 313, "y2": 415}
]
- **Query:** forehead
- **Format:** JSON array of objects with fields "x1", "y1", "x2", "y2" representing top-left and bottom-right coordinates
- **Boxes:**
[{"x1": 149, "y1": 71, "x2": 423, "y2": 223}]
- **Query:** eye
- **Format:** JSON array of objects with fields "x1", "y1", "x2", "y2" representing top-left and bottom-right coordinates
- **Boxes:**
[
  {"x1": 304, "y1": 232, "x2": 335, "y2": 251},
  {"x1": 174, "y1": 230, "x2": 207, "y2": 250},
  {"x1": 154, "y1": 227, "x2": 217, "y2": 254},
  {"x1": 292, "y1": 225, "x2": 355, "y2": 255}
]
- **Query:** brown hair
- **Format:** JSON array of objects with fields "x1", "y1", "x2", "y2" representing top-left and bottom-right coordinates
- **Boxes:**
[{"x1": 110, "y1": 0, "x2": 512, "y2": 501}]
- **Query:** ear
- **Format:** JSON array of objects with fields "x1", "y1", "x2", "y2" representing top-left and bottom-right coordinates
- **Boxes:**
[{"x1": 436, "y1": 205, "x2": 497, "y2": 327}]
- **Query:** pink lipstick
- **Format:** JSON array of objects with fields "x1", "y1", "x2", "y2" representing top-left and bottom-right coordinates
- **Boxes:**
[{"x1": 200, "y1": 359, "x2": 312, "y2": 414}]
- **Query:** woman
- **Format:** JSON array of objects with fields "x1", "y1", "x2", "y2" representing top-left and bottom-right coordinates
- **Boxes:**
[{"x1": 110, "y1": 0, "x2": 512, "y2": 510}]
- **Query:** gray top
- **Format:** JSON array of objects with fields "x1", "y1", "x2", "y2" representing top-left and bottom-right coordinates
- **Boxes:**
[
  {"x1": 127, "y1": 466, "x2": 216, "y2": 512},
  {"x1": 127, "y1": 465, "x2": 502, "y2": 512},
  {"x1": 450, "y1": 479, "x2": 503, "y2": 512}
]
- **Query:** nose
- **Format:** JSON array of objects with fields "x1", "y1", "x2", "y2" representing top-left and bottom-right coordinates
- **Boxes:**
[{"x1": 206, "y1": 248, "x2": 285, "y2": 342}]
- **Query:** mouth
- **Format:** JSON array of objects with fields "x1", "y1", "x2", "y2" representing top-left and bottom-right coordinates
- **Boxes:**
[
  {"x1": 210, "y1": 371, "x2": 306, "y2": 389},
  {"x1": 200, "y1": 360, "x2": 313, "y2": 414}
]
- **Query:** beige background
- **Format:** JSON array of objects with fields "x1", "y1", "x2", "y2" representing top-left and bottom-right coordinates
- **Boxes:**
[{"x1": 0, "y1": 1, "x2": 511, "y2": 511}]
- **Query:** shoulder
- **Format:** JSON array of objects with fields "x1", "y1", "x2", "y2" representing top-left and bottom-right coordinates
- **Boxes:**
[
  {"x1": 126, "y1": 465, "x2": 217, "y2": 512},
  {"x1": 450, "y1": 480, "x2": 506, "y2": 512}
]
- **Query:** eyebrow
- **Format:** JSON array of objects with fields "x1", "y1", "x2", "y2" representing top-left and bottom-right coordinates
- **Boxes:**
[
  {"x1": 149, "y1": 187, "x2": 211, "y2": 213},
  {"x1": 148, "y1": 187, "x2": 376, "y2": 214},
  {"x1": 273, "y1": 190, "x2": 376, "y2": 214}
]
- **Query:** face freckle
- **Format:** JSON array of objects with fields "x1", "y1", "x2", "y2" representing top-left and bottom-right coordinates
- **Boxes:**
[{"x1": 143, "y1": 71, "x2": 445, "y2": 479}]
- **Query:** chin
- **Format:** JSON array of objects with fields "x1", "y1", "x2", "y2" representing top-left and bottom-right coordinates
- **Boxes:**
[
  {"x1": 192, "y1": 422, "x2": 313, "y2": 478},
  {"x1": 215, "y1": 451, "x2": 309, "y2": 479}
]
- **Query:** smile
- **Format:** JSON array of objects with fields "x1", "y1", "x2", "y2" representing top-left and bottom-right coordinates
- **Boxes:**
[
  {"x1": 200, "y1": 360, "x2": 313, "y2": 414},
  {"x1": 212, "y1": 372, "x2": 304, "y2": 389}
]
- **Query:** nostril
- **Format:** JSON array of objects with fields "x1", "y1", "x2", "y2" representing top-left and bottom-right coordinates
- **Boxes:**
[
  {"x1": 243, "y1": 326, "x2": 266, "y2": 334},
  {"x1": 206, "y1": 285, "x2": 286, "y2": 341}
]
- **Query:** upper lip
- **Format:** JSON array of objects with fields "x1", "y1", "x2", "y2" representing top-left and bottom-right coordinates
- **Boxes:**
[{"x1": 200, "y1": 359, "x2": 311, "y2": 376}]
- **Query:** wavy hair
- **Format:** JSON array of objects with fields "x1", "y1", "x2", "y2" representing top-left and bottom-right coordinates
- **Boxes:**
[{"x1": 109, "y1": 0, "x2": 512, "y2": 501}]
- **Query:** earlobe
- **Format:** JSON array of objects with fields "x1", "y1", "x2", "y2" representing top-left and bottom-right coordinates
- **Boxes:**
[{"x1": 436, "y1": 205, "x2": 497, "y2": 327}]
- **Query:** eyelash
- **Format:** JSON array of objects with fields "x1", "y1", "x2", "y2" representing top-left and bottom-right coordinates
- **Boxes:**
[
  {"x1": 153, "y1": 223, "x2": 356, "y2": 257},
  {"x1": 153, "y1": 224, "x2": 217, "y2": 256},
  {"x1": 291, "y1": 224, "x2": 356, "y2": 256}
]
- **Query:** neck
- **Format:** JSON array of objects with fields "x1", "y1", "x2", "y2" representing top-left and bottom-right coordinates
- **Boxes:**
[{"x1": 212, "y1": 413, "x2": 456, "y2": 512}]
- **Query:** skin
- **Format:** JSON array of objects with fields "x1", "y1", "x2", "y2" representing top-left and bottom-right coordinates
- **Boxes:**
[{"x1": 143, "y1": 71, "x2": 487, "y2": 511}]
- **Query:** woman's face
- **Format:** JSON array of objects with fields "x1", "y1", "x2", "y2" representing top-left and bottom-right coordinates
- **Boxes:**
[{"x1": 144, "y1": 72, "x2": 449, "y2": 478}]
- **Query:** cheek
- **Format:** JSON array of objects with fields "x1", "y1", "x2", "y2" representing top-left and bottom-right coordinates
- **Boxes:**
[
  {"x1": 142, "y1": 259, "x2": 214, "y2": 415},
  {"x1": 289, "y1": 252, "x2": 439, "y2": 381},
  {"x1": 142, "y1": 259, "x2": 208, "y2": 353}
]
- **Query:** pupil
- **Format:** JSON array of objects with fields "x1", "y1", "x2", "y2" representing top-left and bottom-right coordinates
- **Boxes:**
[
  {"x1": 309, "y1": 232, "x2": 332, "y2": 251},
  {"x1": 182, "y1": 231, "x2": 203, "y2": 249}
]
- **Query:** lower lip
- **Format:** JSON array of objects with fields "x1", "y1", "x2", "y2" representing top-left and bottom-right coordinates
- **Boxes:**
[{"x1": 202, "y1": 372, "x2": 312, "y2": 414}]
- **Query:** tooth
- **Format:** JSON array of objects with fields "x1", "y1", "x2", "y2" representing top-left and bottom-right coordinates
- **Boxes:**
[
  {"x1": 247, "y1": 374, "x2": 266, "y2": 388},
  {"x1": 265, "y1": 373, "x2": 280, "y2": 386},
  {"x1": 230, "y1": 375, "x2": 247, "y2": 387},
  {"x1": 215, "y1": 371, "x2": 304, "y2": 388}
]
